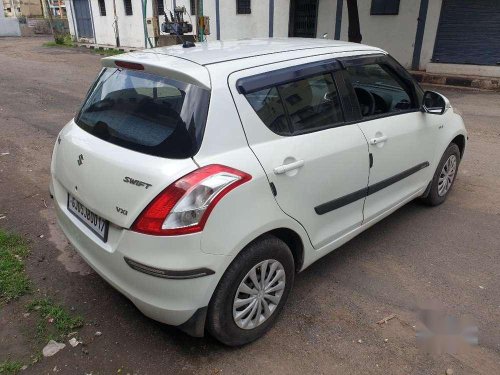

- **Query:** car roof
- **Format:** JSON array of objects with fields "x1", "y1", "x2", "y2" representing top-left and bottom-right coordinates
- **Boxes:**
[{"x1": 139, "y1": 38, "x2": 385, "y2": 66}]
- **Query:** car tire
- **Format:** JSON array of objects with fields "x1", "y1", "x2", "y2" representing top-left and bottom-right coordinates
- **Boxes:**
[
  {"x1": 421, "y1": 143, "x2": 461, "y2": 206},
  {"x1": 207, "y1": 235, "x2": 295, "y2": 346}
]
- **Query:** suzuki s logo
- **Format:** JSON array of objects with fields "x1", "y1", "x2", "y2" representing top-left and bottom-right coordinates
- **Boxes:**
[{"x1": 77, "y1": 154, "x2": 84, "y2": 166}]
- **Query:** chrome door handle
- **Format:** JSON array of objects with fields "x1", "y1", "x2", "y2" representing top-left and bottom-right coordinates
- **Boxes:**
[
  {"x1": 369, "y1": 135, "x2": 388, "y2": 145},
  {"x1": 274, "y1": 160, "x2": 304, "y2": 175}
]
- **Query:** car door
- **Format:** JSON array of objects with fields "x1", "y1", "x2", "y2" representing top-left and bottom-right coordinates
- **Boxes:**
[
  {"x1": 340, "y1": 55, "x2": 439, "y2": 222},
  {"x1": 229, "y1": 59, "x2": 370, "y2": 249}
]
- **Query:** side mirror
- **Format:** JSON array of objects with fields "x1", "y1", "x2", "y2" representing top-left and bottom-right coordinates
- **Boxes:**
[{"x1": 422, "y1": 91, "x2": 449, "y2": 115}]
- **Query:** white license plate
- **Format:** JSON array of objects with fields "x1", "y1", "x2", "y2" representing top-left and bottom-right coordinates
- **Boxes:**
[{"x1": 67, "y1": 194, "x2": 109, "y2": 242}]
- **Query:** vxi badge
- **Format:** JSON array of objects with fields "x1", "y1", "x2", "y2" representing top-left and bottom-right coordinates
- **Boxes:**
[{"x1": 123, "y1": 177, "x2": 152, "y2": 190}]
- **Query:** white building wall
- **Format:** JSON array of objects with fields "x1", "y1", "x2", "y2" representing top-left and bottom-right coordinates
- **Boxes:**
[
  {"x1": 114, "y1": 0, "x2": 151, "y2": 48},
  {"x1": 65, "y1": 0, "x2": 77, "y2": 39},
  {"x1": 66, "y1": 0, "x2": 440, "y2": 69},
  {"x1": 89, "y1": 0, "x2": 116, "y2": 46},
  {"x1": 0, "y1": 15, "x2": 21, "y2": 36},
  {"x1": 67, "y1": 0, "x2": 152, "y2": 48},
  {"x1": 338, "y1": 0, "x2": 420, "y2": 68},
  {"x1": 317, "y1": 0, "x2": 443, "y2": 70},
  {"x1": 317, "y1": 0, "x2": 338, "y2": 40},
  {"x1": 273, "y1": 0, "x2": 291, "y2": 37},
  {"x1": 203, "y1": 0, "x2": 290, "y2": 41}
]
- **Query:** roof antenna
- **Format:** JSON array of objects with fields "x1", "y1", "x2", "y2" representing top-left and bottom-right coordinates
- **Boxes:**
[{"x1": 183, "y1": 40, "x2": 196, "y2": 48}]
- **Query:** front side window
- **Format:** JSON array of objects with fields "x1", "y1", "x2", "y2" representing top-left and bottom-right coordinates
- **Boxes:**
[
  {"x1": 76, "y1": 68, "x2": 210, "y2": 159},
  {"x1": 245, "y1": 73, "x2": 344, "y2": 135},
  {"x1": 346, "y1": 64, "x2": 416, "y2": 117}
]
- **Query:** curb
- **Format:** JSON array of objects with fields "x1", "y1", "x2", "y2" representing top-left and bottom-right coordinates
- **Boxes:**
[{"x1": 411, "y1": 71, "x2": 500, "y2": 91}]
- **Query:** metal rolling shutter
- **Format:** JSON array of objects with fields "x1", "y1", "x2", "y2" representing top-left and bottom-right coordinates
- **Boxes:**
[{"x1": 432, "y1": 0, "x2": 500, "y2": 66}]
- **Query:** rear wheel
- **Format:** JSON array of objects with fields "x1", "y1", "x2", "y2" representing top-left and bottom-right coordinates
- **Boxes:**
[
  {"x1": 421, "y1": 143, "x2": 461, "y2": 206},
  {"x1": 207, "y1": 235, "x2": 294, "y2": 346}
]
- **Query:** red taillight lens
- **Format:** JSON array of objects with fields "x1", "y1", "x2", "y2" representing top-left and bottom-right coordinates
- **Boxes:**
[{"x1": 131, "y1": 165, "x2": 251, "y2": 236}]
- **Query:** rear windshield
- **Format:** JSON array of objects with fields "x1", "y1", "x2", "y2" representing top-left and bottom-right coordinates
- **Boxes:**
[{"x1": 75, "y1": 68, "x2": 210, "y2": 159}]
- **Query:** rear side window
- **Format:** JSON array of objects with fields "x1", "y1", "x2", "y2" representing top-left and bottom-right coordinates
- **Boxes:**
[
  {"x1": 76, "y1": 68, "x2": 210, "y2": 159},
  {"x1": 245, "y1": 73, "x2": 344, "y2": 136},
  {"x1": 245, "y1": 87, "x2": 290, "y2": 135}
]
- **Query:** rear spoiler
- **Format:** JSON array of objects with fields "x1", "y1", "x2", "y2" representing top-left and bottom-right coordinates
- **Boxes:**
[{"x1": 102, "y1": 51, "x2": 211, "y2": 90}]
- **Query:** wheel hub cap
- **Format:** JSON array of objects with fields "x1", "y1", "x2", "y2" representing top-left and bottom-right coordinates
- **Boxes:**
[
  {"x1": 438, "y1": 154, "x2": 457, "y2": 197},
  {"x1": 233, "y1": 259, "x2": 286, "y2": 330}
]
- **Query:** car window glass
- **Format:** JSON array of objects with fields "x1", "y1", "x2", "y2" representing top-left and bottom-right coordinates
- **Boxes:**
[
  {"x1": 346, "y1": 64, "x2": 416, "y2": 117},
  {"x1": 76, "y1": 68, "x2": 210, "y2": 159},
  {"x1": 278, "y1": 73, "x2": 344, "y2": 132},
  {"x1": 245, "y1": 87, "x2": 291, "y2": 135}
]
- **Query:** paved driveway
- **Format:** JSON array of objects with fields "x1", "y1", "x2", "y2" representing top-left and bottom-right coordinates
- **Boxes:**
[{"x1": 0, "y1": 37, "x2": 499, "y2": 374}]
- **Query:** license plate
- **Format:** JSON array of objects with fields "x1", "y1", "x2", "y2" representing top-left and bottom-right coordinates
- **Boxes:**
[{"x1": 67, "y1": 194, "x2": 109, "y2": 242}]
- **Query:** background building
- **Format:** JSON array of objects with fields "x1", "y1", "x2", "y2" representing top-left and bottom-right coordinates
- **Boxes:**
[
  {"x1": 64, "y1": 0, "x2": 500, "y2": 76},
  {"x1": 3, "y1": 0, "x2": 43, "y2": 17}
]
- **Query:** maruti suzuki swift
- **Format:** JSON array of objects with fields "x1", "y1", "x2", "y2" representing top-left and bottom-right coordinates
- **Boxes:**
[{"x1": 50, "y1": 38, "x2": 467, "y2": 346}]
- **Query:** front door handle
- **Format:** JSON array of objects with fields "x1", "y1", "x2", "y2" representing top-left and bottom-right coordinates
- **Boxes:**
[
  {"x1": 369, "y1": 135, "x2": 388, "y2": 145},
  {"x1": 274, "y1": 160, "x2": 305, "y2": 175}
]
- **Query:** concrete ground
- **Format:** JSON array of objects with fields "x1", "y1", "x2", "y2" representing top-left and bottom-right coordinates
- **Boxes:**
[{"x1": 0, "y1": 37, "x2": 499, "y2": 375}]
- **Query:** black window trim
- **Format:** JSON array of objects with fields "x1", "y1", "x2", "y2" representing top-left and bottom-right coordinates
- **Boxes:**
[
  {"x1": 236, "y1": 59, "x2": 342, "y2": 95},
  {"x1": 338, "y1": 54, "x2": 424, "y2": 124}
]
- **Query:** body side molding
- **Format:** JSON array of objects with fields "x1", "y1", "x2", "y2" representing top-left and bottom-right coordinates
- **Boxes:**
[{"x1": 314, "y1": 161, "x2": 429, "y2": 215}]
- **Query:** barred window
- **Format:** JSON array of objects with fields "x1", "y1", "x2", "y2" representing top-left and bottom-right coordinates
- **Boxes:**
[
  {"x1": 157, "y1": 0, "x2": 164, "y2": 15},
  {"x1": 98, "y1": 0, "x2": 106, "y2": 16},
  {"x1": 123, "y1": 0, "x2": 133, "y2": 16},
  {"x1": 370, "y1": 0, "x2": 400, "y2": 15},
  {"x1": 190, "y1": 0, "x2": 196, "y2": 15},
  {"x1": 237, "y1": 0, "x2": 251, "y2": 14}
]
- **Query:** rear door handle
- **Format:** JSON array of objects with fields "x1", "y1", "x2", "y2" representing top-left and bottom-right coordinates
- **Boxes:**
[
  {"x1": 274, "y1": 160, "x2": 304, "y2": 175},
  {"x1": 369, "y1": 135, "x2": 388, "y2": 145}
]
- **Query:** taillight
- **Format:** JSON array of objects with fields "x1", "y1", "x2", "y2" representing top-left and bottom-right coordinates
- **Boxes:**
[
  {"x1": 131, "y1": 165, "x2": 251, "y2": 236},
  {"x1": 115, "y1": 61, "x2": 144, "y2": 70}
]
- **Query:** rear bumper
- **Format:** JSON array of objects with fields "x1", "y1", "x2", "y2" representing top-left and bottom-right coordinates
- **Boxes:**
[{"x1": 52, "y1": 180, "x2": 230, "y2": 327}]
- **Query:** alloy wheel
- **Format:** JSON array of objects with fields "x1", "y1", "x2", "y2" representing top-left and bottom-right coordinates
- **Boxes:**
[{"x1": 438, "y1": 154, "x2": 457, "y2": 197}]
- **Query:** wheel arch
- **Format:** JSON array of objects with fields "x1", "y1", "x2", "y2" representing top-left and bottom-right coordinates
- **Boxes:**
[
  {"x1": 234, "y1": 227, "x2": 305, "y2": 274},
  {"x1": 265, "y1": 228, "x2": 304, "y2": 273},
  {"x1": 451, "y1": 134, "x2": 466, "y2": 158}
]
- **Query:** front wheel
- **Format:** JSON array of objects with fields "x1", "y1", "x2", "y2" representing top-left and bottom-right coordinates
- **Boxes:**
[
  {"x1": 421, "y1": 143, "x2": 461, "y2": 206},
  {"x1": 207, "y1": 235, "x2": 295, "y2": 346}
]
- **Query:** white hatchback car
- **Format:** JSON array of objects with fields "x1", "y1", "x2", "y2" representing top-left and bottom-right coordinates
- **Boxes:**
[{"x1": 50, "y1": 38, "x2": 467, "y2": 346}]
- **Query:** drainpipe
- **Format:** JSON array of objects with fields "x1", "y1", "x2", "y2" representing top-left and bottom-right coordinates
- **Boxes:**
[
  {"x1": 112, "y1": 0, "x2": 120, "y2": 47},
  {"x1": 142, "y1": 0, "x2": 154, "y2": 48}
]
